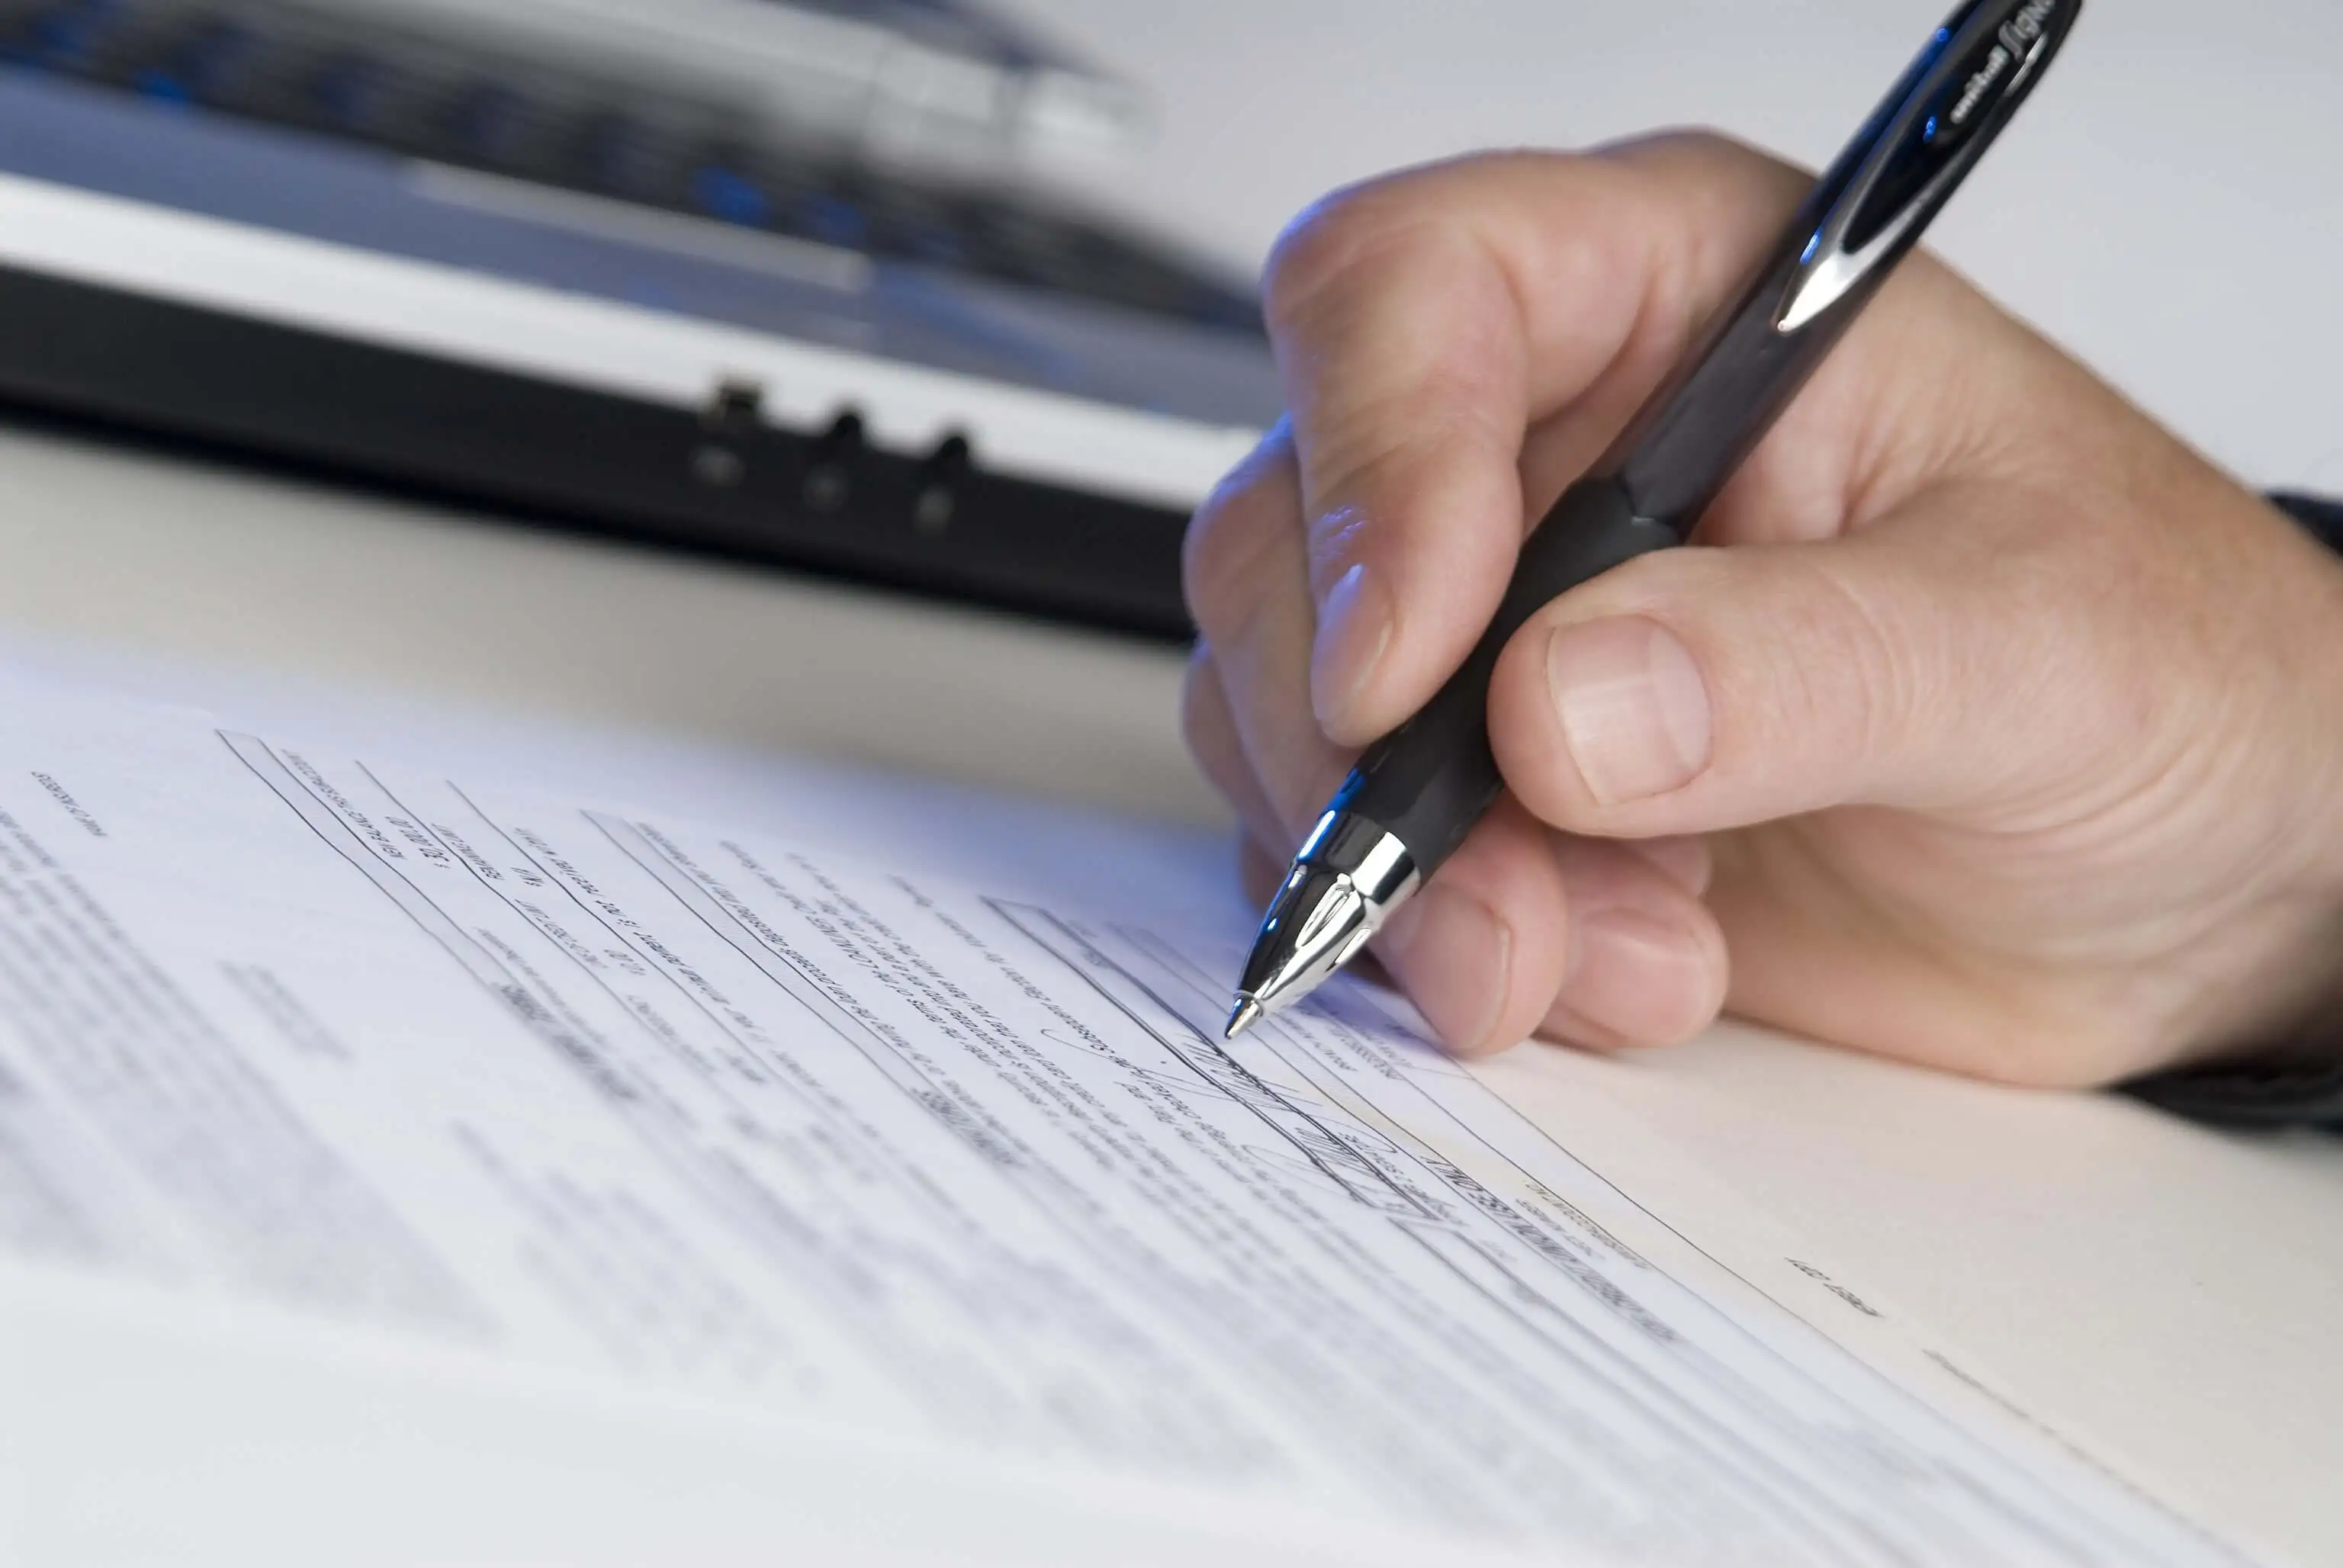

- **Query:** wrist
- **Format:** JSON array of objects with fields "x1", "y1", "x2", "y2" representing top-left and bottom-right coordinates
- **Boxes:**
[
  {"x1": 2277, "y1": 493, "x2": 2343, "y2": 889},
  {"x1": 2270, "y1": 491, "x2": 2343, "y2": 1059},
  {"x1": 2139, "y1": 490, "x2": 2343, "y2": 1113}
]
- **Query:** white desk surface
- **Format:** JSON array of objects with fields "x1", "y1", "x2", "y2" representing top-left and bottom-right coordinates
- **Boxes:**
[{"x1": 2, "y1": 1, "x2": 2341, "y2": 1563}]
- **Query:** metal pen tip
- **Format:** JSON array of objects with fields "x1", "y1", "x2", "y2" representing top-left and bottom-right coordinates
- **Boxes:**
[{"x1": 1223, "y1": 997, "x2": 1264, "y2": 1040}]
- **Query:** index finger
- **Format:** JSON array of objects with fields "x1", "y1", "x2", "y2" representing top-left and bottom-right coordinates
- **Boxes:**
[{"x1": 1261, "y1": 134, "x2": 1810, "y2": 747}]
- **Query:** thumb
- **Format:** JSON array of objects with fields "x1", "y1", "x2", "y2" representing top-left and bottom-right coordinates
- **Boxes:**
[{"x1": 1485, "y1": 482, "x2": 2134, "y2": 840}]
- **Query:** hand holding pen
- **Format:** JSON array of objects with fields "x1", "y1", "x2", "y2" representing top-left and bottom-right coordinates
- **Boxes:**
[{"x1": 1187, "y1": 2, "x2": 2343, "y2": 1086}]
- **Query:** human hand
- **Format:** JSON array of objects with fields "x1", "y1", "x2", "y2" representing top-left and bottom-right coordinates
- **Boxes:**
[{"x1": 1182, "y1": 134, "x2": 2343, "y2": 1086}]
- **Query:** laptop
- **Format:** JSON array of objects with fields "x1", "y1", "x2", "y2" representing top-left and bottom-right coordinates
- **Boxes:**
[{"x1": 0, "y1": 0, "x2": 1282, "y2": 636}]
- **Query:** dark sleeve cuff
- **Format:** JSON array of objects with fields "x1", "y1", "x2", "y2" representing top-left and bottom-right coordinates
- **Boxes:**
[
  {"x1": 2128, "y1": 1057, "x2": 2343, "y2": 1130},
  {"x1": 2270, "y1": 490, "x2": 2343, "y2": 554},
  {"x1": 2123, "y1": 490, "x2": 2343, "y2": 1130}
]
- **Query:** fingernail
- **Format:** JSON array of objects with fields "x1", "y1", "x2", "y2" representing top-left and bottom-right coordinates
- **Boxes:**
[
  {"x1": 1546, "y1": 616, "x2": 1712, "y2": 805},
  {"x1": 1312, "y1": 561, "x2": 1393, "y2": 733},
  {"x1": 1560, "y1": 905, "x2": 1715, "y2": 1046},
  {"x1": 1380, "y1": 882, "x2": 1511, "y2": 1054}
]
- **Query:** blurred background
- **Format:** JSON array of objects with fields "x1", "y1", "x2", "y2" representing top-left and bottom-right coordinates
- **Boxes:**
[
  {"x1": 0, "y1": 0, "x2": 2333, "y2": 637},
  {"x1": 1020, "y1": 0, "x2": 2342, "y2": 493},
  {"x1": 0, "y1": 0, "x2": 2334, "y2": 822}
]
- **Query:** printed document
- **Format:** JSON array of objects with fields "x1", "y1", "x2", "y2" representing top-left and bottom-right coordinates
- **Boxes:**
[{"x1": 0, "y1": 671, "x2": 2248, "y2": 1565}]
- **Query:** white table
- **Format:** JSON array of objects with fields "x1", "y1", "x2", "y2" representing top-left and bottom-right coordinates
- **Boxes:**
[{"x1": 2, "y1": 1, "x2": 2338, "y2": 1562}]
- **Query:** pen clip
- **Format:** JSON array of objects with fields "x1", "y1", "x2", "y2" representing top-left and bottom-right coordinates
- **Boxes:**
[{"x1": 1775, "y1": 0, "x2": 2078, "y2": 334}]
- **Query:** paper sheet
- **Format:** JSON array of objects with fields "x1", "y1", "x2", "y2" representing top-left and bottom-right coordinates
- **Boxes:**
[{"x1": 0, "y1": 672, "x2": 2249, "y2": 1565}]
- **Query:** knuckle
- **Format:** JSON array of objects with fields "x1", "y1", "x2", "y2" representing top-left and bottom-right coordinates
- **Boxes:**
[
  {"x1": 1262, "y1": 236, "x2": 1355, "y2": 349},
  {"x1": 1598, "y1": 125, "x2": 1785, "y2": 184},
  {"x1": 1264, "y1": 164, "x2": 1514, "y2": 349},
  {"x1": 1657, "y1": 126, "x2": 1763, "y2": 168},
  {"x1": 1261, "y1": 181, "x2": 1409, "y2": 336},
  {"x1": 1662, "y1": 126, "x2": 1745, "y2": 160}
]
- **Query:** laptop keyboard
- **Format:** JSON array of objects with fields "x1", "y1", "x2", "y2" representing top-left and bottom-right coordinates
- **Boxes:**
[{"x1": 0, "y1": 0, "x2": 1265, "y2": 336}]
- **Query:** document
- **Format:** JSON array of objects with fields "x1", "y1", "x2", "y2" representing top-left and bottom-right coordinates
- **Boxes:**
[{"x1": 0, "y1": 671, "x2": 2249, "y2": 1565}]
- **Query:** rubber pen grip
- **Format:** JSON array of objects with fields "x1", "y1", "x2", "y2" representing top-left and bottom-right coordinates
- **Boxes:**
[{"x1": 1331, "y1": 477, "x2": 1680, "y2": 875}]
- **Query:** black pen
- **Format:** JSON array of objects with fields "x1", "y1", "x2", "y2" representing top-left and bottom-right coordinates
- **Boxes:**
[{"x1": 1225, "y1": 0, "x2": 2081, "y2": 1039}]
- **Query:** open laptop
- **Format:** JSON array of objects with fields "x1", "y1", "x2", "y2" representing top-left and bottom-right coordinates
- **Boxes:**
[{"x1": 0, "y1": 0, "x2": 1281, "y2": 636}]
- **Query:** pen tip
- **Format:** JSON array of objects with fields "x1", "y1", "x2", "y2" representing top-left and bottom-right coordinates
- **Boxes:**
[{"x1": 1223, "y1": 998, "x2": 1263, "y2": 1041}]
